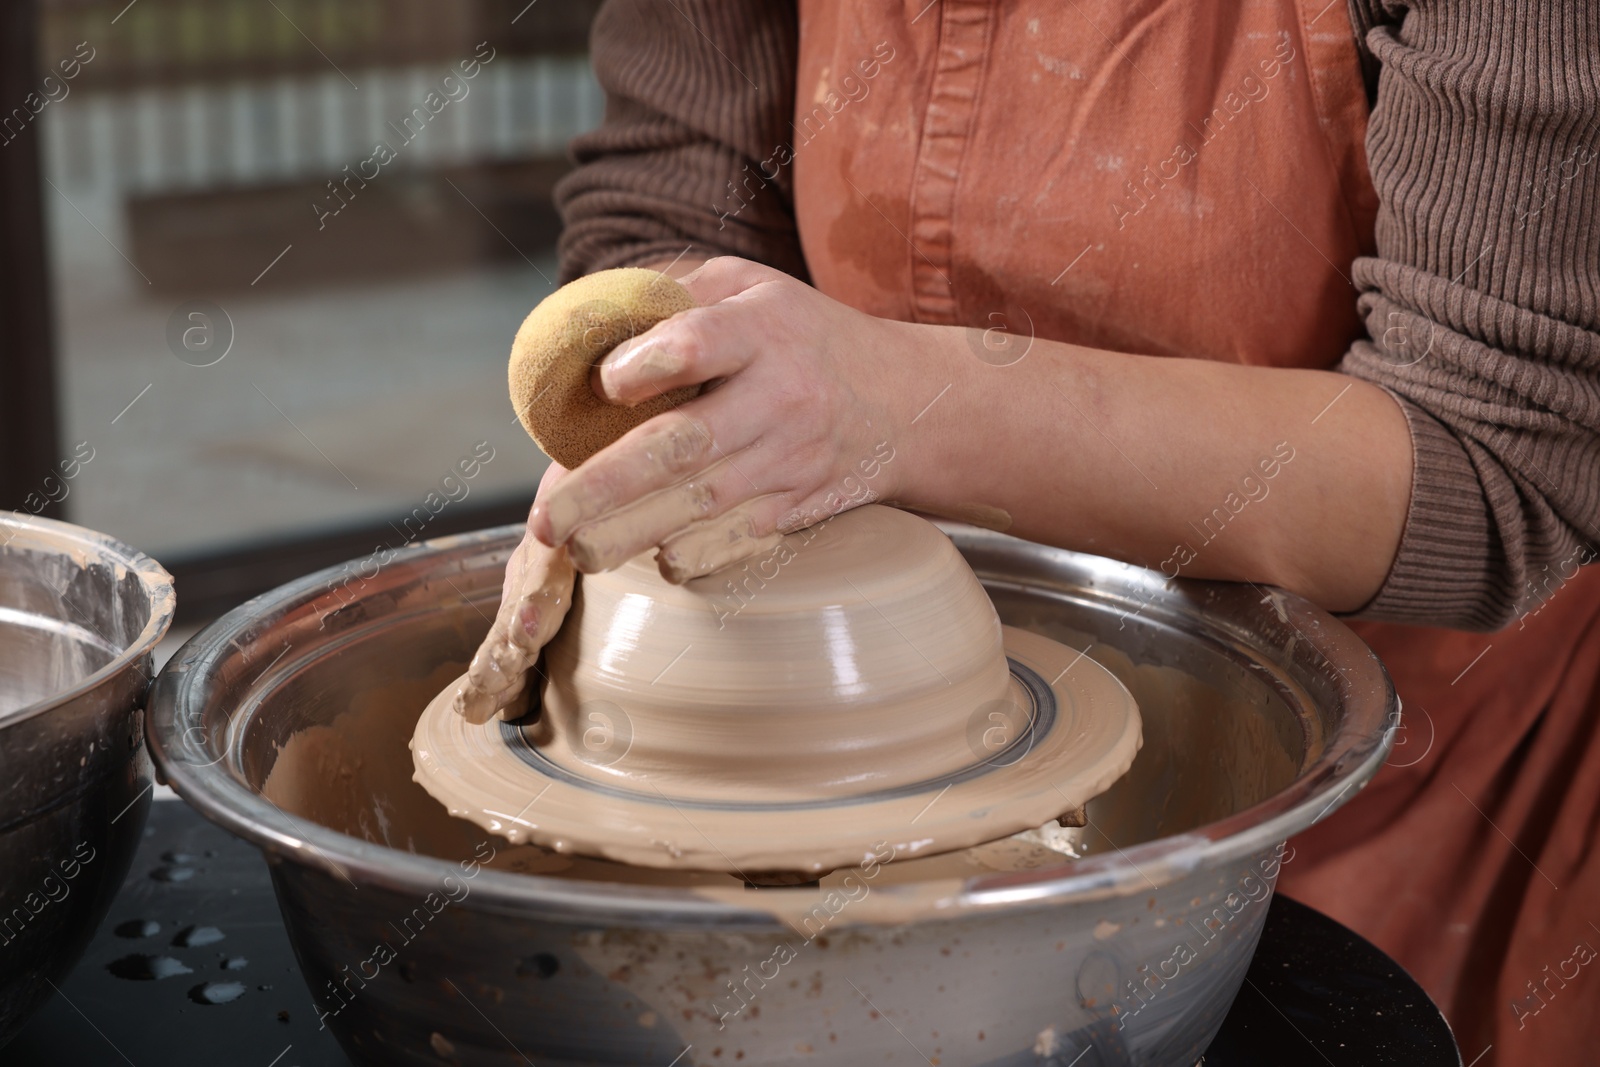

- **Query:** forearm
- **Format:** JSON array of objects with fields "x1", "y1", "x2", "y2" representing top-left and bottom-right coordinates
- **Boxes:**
[
  {"x1": 555, "y1": 0, "x2": 804, "y2": 282},
  {"x1": 1331, "y1": 2, "x2": 1600, "y2": 629},
  {"x1": 897, "y1": 327, "x2": 1414, "y2": 612}
]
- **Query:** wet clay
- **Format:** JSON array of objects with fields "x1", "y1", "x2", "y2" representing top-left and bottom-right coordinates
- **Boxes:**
[
  {"x1": 263, "y1": 659, "x2": 1086, "y2": 890},
  {"x1": 451, "y1": 542, "x2": 575, "y2": 725},
  {"x1": 257, "y1": 649, "x2": 1285, "y2": 943},
  {"x1": 411, "y1": 507, "x2": 1142, "y2": 873},
  {"x1": 258, "y1": 610, "x2": 1310, "y2": 931},
  {"x1": 265, "y1": 662, "x2": 729, "y2": 886},
  {"x1": 547, "y1": 448, "x2": 788, "y2": 585},
  {"x1": 654, "y1": 501, "x2": 786, "y2": 585},
  {"x1": 541, "y1": 505, "x2": 1016, "y2": 801}
]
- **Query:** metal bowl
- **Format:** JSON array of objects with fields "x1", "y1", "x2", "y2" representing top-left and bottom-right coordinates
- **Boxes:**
[
  {"x1": 0, "y1": 513, "x2": 175, "y2": 1046},
  {"x1": 148, "y1": 524, "x2": 1394, "y2": 1066}
]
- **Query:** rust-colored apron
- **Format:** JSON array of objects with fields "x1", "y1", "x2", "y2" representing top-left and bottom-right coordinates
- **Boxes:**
[{"x1": 790, "y1": 2, "x2": 1600, "y2": 1062}]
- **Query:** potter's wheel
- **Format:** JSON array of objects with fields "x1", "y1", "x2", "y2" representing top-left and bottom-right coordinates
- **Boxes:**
[
  {"x1": 412, "y1": 505, "x2": 1142, "y2": 874},
  {"x1": 151, "y1": 515, "x2": 1401, "y2": 1066}
]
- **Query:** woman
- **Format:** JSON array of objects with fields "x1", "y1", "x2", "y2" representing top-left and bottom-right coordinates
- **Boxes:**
[{"x1": 459, "y1": 2, "x2": 1600, "y2": 1060}]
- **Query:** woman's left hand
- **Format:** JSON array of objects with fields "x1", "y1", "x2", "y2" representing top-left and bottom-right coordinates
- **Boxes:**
[{"x1": 528, "y1": 257, "x2": 915, "y2": 582}]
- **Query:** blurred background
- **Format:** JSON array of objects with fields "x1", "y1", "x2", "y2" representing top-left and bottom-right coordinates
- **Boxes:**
[{"x1": 2, "y1": 0, "x2": 605, "y2": 621}]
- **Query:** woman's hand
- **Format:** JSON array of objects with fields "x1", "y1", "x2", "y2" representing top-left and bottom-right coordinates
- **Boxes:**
[
  {"x1": 453, "y1": 463, "x2": 576, "y2": 723},
  {"x1": 521, "y1": 254, "x2": 1411, "y2": 613},
  {"x1": 529, "y1": 257, "x2": 914, "y2": 582},
  {"x1": 455, "y1": 256, "x2": 925, "y2": 721}
]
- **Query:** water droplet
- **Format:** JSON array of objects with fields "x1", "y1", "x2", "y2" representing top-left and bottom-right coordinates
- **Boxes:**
[
  {"x1": 162, "y1": 851, "x2": 197, "y2": 864},
  {"x1": 150, "y1": 866, "x2": 195, "y2": 883},
  {"x1": 172, "y1": 925, "x2": 224, "y2": 947},
  {"x1": 221, "y1": 957, "x2": 248, "y2": 971},
  {"x1": 114, "y1": 919, "x2": 160, "y2": 939},
  {"x1": 188, "y1": 981, "x2": 247, "y2": 1005},
  {"x1": 516, "y1": 953, "x2": 560, "y2": 979},
  {"x1": 107, "y1": 954, "x2": 193, "y2": 981}
]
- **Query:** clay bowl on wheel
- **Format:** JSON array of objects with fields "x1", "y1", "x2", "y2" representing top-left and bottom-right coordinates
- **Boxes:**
[
  {"x1": 412, "y1": 505, "x2": 1143, "y2": 875},
  {"x1": 147, "y1": 521, "x2": 1393, "y2": 1067},
  {"x1": 0, "y1": 514, "x2": 174, "y2": 1047}
]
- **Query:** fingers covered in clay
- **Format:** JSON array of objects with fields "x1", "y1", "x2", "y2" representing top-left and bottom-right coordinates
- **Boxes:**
[
  {"x1": 534, "y1": 356, "x2": 794, "y2": 553},
  {"x1": 535, "y1": 412, "x2": 716, "y2": 546},
  {"x1": 656, "y1": 503, "x2": 786, "y2": 584},
  {"x1": 564, "y1": 458, "x2": 772, "y2": 575},
  {"x1": 454, "y1": 466, "x2": 576, "y2": 724},
  {"x1": 454, "y1": 537, "x2": 575, "y2": 724}
]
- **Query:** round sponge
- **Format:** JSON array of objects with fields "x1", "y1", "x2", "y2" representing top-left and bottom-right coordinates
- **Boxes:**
[{"x1": 509, "y1": 268, "x2": 698, "y2": 470}]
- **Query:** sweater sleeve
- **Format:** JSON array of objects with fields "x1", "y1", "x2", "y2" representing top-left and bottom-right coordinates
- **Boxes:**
[
  {"x1": 1338, "y1": 0, "x2": 1600, "y2": 630},
  {"x1": 553, "y1": 0, "x2": 806, "y2": 282}
]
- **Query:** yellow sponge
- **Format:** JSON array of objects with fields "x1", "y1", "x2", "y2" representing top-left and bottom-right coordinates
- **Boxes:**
[{"x1": 509, "y1": 268, "x2": 698, "y2": 470}]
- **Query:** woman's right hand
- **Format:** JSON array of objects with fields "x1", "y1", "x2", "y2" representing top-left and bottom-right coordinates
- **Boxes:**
[{"x1": 453, "y1": 463, "x2": 576, "y2": 724}]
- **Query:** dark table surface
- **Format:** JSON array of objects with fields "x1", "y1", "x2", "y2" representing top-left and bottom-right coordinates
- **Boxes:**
[{"x1": 8, "y1": 800, "x2": 1461, "y2": 1066}]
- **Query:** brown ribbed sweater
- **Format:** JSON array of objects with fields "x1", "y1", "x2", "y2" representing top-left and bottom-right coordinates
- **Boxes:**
[{"x1": 555, "y1": 0, "x2": 1600, "y2": 632}]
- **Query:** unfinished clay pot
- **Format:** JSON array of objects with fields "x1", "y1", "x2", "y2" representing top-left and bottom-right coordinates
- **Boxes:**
[{"x1": 412, "y1": 505, "x2": 1140, "y2": 874}]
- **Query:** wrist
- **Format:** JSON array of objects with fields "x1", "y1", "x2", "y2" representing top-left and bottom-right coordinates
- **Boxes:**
[{"x1": 882, "y1": 321, "x2": 977, "y2": 517}]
